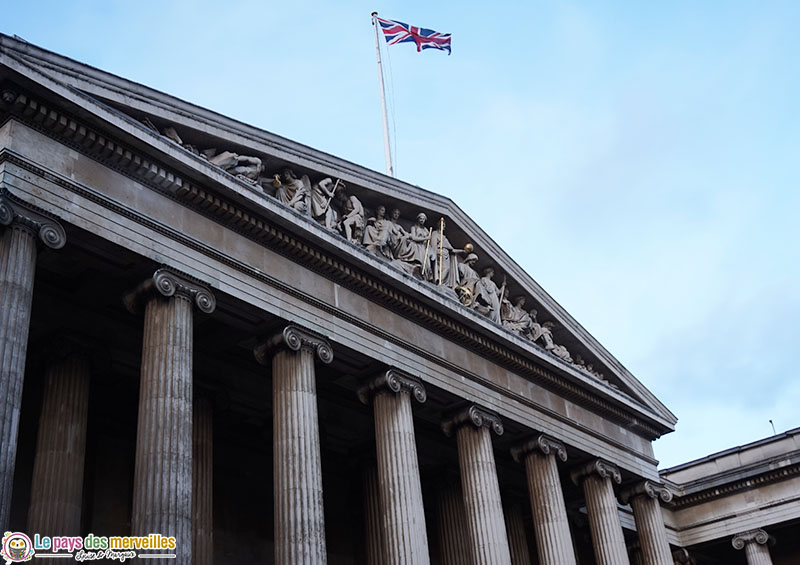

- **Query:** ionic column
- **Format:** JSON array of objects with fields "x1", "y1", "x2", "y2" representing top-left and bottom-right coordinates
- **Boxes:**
[
  {"x1": 442, "y1": 405, "x2": 511, "y2": 565},
  {"x1": 571, "y1": 460, "x2": 630, "y2": 565},
  {"x1": 621, "y1": 481, "x2": 673, "y2": 565},
  {"x1": 512, "y1": 435, "x2": 576, "y2": 565},
  {"x1": 436, "y1": 478, "x2": 473, "y2": 565},
  {"x1": 672, "y1": 548, "x2": 696, "y2": 565},
  {"x1": 358, "y1": 369, "x2": 430, "y2": 565},
  {"x1": 504, "y1": 502, "x2": 532, "y2": 565},
  {"x1": 363, "y1": 464, "x2": 383, "y2": 565},
  {"x1": 732, "y1": 530, "x2": 775, "y2": 565},
  {"x1": 254, "y1": 325, "x2": 333, "y2": 565},
  {"x1": 0, "y1": 193, "x2": 65, "y2": 529},
  {"x1": 192, "y1": 396, "x2": 213, "y2": 565},
  {"x1": 126, "y1": 268, "x2": 216, "y2": 565},
  {"x1": 27, "y1": 349, "x2": 90, "y2": 536}
]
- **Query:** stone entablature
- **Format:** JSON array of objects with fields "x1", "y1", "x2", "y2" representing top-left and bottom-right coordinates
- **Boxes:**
[{"x1": 0, "y1": 86, "x2": 672, "y2": 441}]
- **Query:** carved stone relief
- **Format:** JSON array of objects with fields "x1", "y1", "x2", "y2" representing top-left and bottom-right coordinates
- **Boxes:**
[{"x1": 151, "y1": 121, "x2": 611, "y2": 385}]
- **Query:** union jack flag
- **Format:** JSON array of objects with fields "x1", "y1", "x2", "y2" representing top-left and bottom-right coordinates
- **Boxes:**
[{"x1": 376, "y1": 17, "x2": 452, "y2": 55}]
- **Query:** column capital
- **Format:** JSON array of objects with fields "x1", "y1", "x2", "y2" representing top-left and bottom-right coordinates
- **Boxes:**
[
  {"x1": 357, "y1": 368, "x2": 426, "y2": 405},
  {"x1": 511, "y1": 433, "x2": 568, "y2": 463},
  {"x1": 441, "y1": 404, "x2": 503, "y2": 437},
  {"x1": 619, "y1": 480, "x2": 673, "y2": 505},
  {"x1": 571, "y1": 459, "x2": 622, "y2": 486},
  {"x1": 672, "y1": 548, "x2": 695, "y2": 564},
  {"x1": 253, "y1": 323, "x2": 333, "y2": 366},
  {"x1": 0, "y1": 191, "x2": 66, "y2": 249},
  {"x1": 732, "y1": 529, "x2": 773, "y2": 550},
  {"x1": 124, "y1": 267, "x2": 216, "y2": 314}
]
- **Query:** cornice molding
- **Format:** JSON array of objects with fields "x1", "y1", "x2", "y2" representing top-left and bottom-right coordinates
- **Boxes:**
[
  {"x1": 0, "y1": 89, "x2": 671, "y2": 441},
  {"x1": 665, "y1": 460, "x2": 800, "y2": 509}
]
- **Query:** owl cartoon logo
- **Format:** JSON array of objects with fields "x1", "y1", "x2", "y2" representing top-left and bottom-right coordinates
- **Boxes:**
[{"x1": 1, "y1": 532, "x2": 34, "y2": 563}]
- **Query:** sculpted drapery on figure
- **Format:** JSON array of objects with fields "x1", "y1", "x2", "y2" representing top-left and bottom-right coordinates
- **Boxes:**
[
  {"x1": 338, "y1": 193, "x2": 365, "y2": 244},
  {"x1": 160, "y1": 129, "x2": 594, "y2": 378},
  {"x1": 311, "y1": 178, "x2": 344, "y2": 229},
  {"x1": 391, "y1": 211, "x2": 432, "y2": 279},
  {"x1": 363, "y1": 205, "x2": 394, "y2": 260},
  {"x1": 273, "y1": 168, "x2": 311, "y2": 214}
]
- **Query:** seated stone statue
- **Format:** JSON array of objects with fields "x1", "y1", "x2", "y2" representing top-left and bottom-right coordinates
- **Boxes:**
[
  {"x1": 362, "y1": 205, "x2": 393, "y2": 260},
  {"x1": 338, "y1": 193, "x2": 365, "y2": 243},
  {"x1": 473, "y1": 267, "x2": 502, "y2": 323},
  {"x1": 501, "y1": 294, "x2": 533, "y2": 335},
  {"x1": 539, "y1": 321, "x2": 573, "y2": 362},
  {"x1": 392, "y1": 212, "x2": 433, "y2": 280},
  {"x1": 272, "y1": 168, "x2": 310, "y2": 214},
  {"x1": 455, "y1": 253, "x2": 480, "y2": 306}
]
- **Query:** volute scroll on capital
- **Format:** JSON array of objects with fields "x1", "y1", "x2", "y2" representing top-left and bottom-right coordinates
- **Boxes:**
[
  {"x1": 732, "y1": 529, "x2": 772, "y2": 550},
  {"x1": 0, "y1": 191, "x2": 66, "y2": 249},
  {"x1": 357, "y1": 368, "x2": 426, "y2": 405},
  {"x1": 123, "y1": 267, "x2": 216, "y2": 314},
  {"x1": 442, "y1": 404, "x2": 504, "y2": 437},
  {"x1": 619, "y1": 480, "x2": 673, "y2": 505},
  {"x1": 253, "y1": 324, "x2": 334, "y2": 366},
  {"x1": 570, "y1": 458, "x2": 622, "y2": 486},
  {"x1": 511, "y1": 433, "x2": 568, "y2": 464}
]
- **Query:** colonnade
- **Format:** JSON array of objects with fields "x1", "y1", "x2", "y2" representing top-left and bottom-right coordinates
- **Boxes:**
[{"x1": 0, "y1": 197, "x2": 776, "y2": 565}]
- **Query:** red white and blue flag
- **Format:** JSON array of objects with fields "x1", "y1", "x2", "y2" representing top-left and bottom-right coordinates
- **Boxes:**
[{"x1": 376, "y1": 17, "x2": 452, "y2": 55}]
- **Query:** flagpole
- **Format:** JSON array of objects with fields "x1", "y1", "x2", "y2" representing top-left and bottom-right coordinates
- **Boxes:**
[{"x1": 371, "y1": 11, "x2": 394, "y2": 177}]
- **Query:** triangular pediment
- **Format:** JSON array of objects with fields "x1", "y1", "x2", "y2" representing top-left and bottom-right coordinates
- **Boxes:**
[{"x1": 0, "y1": 34, "x2": 677, "y2": 437}]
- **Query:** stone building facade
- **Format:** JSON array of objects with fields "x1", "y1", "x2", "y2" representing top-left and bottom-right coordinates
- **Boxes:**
[{"x1": 0, "y1": 34, "x2": 796, "y2": 564}]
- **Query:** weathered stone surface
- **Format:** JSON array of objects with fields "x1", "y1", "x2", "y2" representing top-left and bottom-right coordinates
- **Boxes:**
[
  {"x1": 444, "y1": 405, "x2": 511, "y2": 565},
  {"x1": 27, "y1": 351, "x2": 90, "y2": 536},
  {"x1": 732, "y1": 529, "x2": 774, "y2": 565},
  {"x1": 504, "y1": 502, "x2": 532, "y2": 565},
  {"x1": 513, "y1": 435, "x2": 576, "y2": 565},
  {"x1": 572, "y1": 460, "x2": 629, "y2": 565},
  {"x1": 257, "y1": 326, "x2": 331, "y2": 565},
  {"x1": 621, "y1": 481, "x2": 673, "y2": 565},
  {"x1": 0, "y1": 193, "x2": 65, "y2": 530},
  {"x1": 436, "y1": 480, "x2": 473, "y2": 565},
  {"x1": 361, "y1": 369, "x2": 429, "y2": 565},
  {"x1": 192, "y1": 397, "x2": 213, "y2": 565}
]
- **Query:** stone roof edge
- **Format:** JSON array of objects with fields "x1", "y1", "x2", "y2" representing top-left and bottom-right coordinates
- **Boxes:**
[{"x1": 0, "y1": 33, "x2": 676, "y2": 427}]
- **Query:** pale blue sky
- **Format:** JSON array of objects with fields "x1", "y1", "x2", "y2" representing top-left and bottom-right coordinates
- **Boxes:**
[{"x1": 5, "y1": 1, "x2": 799, "y2": 468}]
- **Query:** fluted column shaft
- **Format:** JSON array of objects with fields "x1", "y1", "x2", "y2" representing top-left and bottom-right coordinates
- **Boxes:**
[
  {"x1": 573, "y1": 461, "x2": 630, "y2": 565},
  {"x1": 733, "y1": 530, "x2": 774, "y2": 565},
  {"x1": 504, "y1": 502, "x2": 532, "y2": 565},
  {"x1": 359, "y1": 369, "x2": 430, "y2": 565},
  {"x1": 628, "y1": 489, "x2": 673, "y2": 565},
  {"x1": 132, "y1": 295, "x2": 194, "y2": 564},
  {"x1": 363, "y1": 465, "x2": 383, "y2": 565},
  {"x1": 273, "y1": 346, "x2": 327, "y2": 564},
  {"x1": 192, "y1": 397, "x2": 213, "y2": 565},
  {"x1": 444, "y1": 406, "x2": 511, "y2": 565},
  {"x1": 373, "y1": 390, "x2": 430, "y2": 564},
  {"x1": 27, "y1": 353, "x2": 90, "y2": 535},
  {"x1": 517, "y1": 438, "x2": 577, "y2": 565},
  {"x1": 127, "y1": 268, "x2": 215, "y2": 565},
  {"x1": 254, "y1": 325, "x2": 332, "y2": 565},
  {"x1": 0, "y1": 194, "x2": 66, "y2": 530},
  {"x1": 0, "y1": 223, "x2": 38, "y2": 529},
  {"x1": 743, "y1": 543, "x2": 773, "y2": 565},
  {"x1": 436, "y1": 481, "x2": 473, "y2": 565}
]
